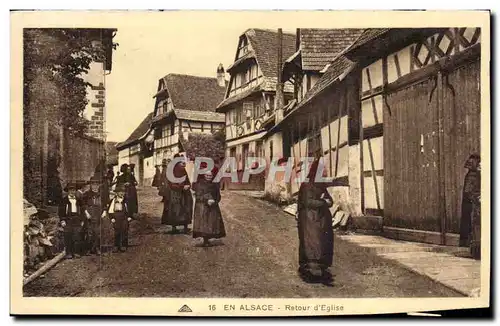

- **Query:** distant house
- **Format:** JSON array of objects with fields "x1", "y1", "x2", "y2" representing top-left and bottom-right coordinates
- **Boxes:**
[
  {"x1": 105, "y1": 141, "x2": 119, "y2": 177},
  {"x1": 282, "y1": 28, "x2": 363, "y2": 104},
  {"x1": 151, "y1": 72, "x2": 226, "y2": 165},
  {"x1": 116, "y1": 113, "x2": 155, "y2": 186},
  {"x1": 264, "y1": 29, "x2": 363, "y2": 200},
  {"x1": 216, "y1": 28, "x2": 296, "y2": 190}
]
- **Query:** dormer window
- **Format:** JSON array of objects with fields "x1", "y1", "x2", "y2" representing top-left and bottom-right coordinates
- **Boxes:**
[
  {"x1": 237, "y1": 37, "x2": 250, "y2": 59},
  {"x1": 165, "y1": 97, "x2": 173, "y2": 112}
]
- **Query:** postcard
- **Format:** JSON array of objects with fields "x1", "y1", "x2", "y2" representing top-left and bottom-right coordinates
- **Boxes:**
[{"x1": 11, "y1": 10, "x2": 490, "y2": 316}]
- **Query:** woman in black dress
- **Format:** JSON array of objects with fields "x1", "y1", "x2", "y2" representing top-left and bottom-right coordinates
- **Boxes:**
[
  {"x1": 192, "y1": 165, "x2": 225, "y2": 246},
  {"x1": 297, "y1": 158, "x2": 334, "y2": 284}
]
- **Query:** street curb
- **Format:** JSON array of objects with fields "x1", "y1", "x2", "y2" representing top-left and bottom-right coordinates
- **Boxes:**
[
  {"x1": 337, "y1": 235, "x2": 477, "y2": 297},
  {"x1": 23, "y1": 251, "x2": 66, "y2": 286},
  {"x1": 389, "y1": 259, "x2": 474, "y2": 297}
]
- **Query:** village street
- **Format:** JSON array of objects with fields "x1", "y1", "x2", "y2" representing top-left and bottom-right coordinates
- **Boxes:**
[{"x1": 24, "y1": 187, "x2": 462, "y2": 298}]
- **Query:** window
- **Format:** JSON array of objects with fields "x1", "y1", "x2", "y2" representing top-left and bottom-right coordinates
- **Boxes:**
[
  {"x1": 230, "y1": 147, "x2": 237, "y2": 160},
  {"x1": 256, "y1": 141, "x2": 263, "y2": 158},
  {"x1": 241, "y1": 71, "x2": 248, "y2": 85},
  {"x1": 255, "y1": 103, "x2": 264, "y2": 118},
  {"x1": 238, "y1": 37, "x2": 249, "y2": 58},
  {"x1": 267, "y1": 95, "x2": 275, "y2": 112},
  {"x1": 243, "y1": 102, "x2": 253, "y2": 119},
  {"x1": 235, "y1": 107, "x2": 244, "y2": 124},
  {"x1": 165, "y1": 97, "x2": 173, "y2": 111},
  {"x1": 229, "y1": 63, "x2": 261, "y2": 96},
  {"x1": 156, "y1": 98, "x2": 165, "y2": 115},
  {"x1": 162, "y1": 125, "x2": 171, "y2": 138},
  {"x1": 242, "y1": 144, "x2": 249, "y2": 168}
]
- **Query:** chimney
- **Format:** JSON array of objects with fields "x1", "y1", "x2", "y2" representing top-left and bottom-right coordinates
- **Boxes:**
[
  {"x1": 217, "y1": 63, "x2": 225, "y2": 87},
  {"x1": 275, "y1": 28, "x2": 285, "y2": 124}
]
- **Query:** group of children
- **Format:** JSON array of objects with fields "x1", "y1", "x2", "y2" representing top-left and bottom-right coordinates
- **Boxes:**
[{"x1": 58, "y1": 174, "x2": 134, "y2": 259}]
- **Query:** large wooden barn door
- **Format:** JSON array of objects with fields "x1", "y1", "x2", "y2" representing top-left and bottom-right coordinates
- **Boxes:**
[
  {"x1": 384, "y1": 77, "x2": 441, "y2": 232},
  {"x1": 441, "y1": 59, "x2": 481, "y2": 234}
]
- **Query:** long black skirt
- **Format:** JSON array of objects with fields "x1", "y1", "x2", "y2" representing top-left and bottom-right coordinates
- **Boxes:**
[{"x1": 161, "y1": 189, "x2": 193, "y2": 226}]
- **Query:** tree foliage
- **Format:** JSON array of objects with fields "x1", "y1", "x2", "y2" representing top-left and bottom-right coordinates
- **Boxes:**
[
  {"x1": 180, "y1": 129, "x2": 226, "y2": 162},
  {"x1": 23, "y1": 28, "x2": 116, "y2": 134},
  {"x1": 23, "y1": 28, "x2": 117, "y2": 206}
]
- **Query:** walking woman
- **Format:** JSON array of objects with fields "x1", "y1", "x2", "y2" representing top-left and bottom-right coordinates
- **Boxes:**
[
  {"x1": 161, "y1": 154, "x2": 193, "y2": 233},
  {"x1": 115, "y1": 164, "x2": 129, "y2": 188},
  {"x1": 192, "y1": 165, "x2": 226, "y2": 246},
  {"x1": 297, "y1": 158, "x2": 334, "y2": 284},
  {"x1": 152, "y1": 164, "x2": 161, "y2": 188}
]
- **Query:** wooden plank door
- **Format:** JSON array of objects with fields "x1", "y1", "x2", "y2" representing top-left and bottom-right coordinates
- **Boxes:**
[
  {"x1": 441, "y1": 59, "x2": 481, "y2": 233},
  {"x1": 384, "y1": 77, "x2": 441, "y2": 231}
]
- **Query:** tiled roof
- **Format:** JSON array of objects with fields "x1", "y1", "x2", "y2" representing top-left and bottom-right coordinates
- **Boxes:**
[
  {"x1": 174, "y1": 109, "x2": 225, "y2": 122},
  {"x1": 299, "y1": 29, "x2": 364, "y2": 71},
  {"x1": 162, "y1": 74, "x2": 227, "y2": 112},
  {"x1": 245, "y1": 29, "x2": 296, "y2": 78},
  {"x1": 299, "y1": 55, "x2": 355, "y2": 108},
  {"x1": 116, "y1": 112, "x2": 153, "y2": 150},
  {"x1": 271, "y1": 55, "x2": 355, "y2": 132},
  {"x1": 340, "y1": 28, "x2": 390, "y2": 56}
]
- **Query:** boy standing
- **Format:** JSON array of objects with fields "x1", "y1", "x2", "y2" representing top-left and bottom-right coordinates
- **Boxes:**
[
  {"x1": 58, "y1": 182, "x2": 85, "y2": 259},
  {"x1": 103, "y1": 184, "x2": 132, "y2": 252},
  {"x1": 83, "y1": 176, "x2": 107, "y2": 255}
]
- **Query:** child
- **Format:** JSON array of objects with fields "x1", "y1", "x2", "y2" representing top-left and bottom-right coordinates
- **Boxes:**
[
  {"x1": 83, "y1": 176, "x2": 106, "y2": 255},
  {"x1": 103, "y1": 184, "x2": 132, "y2": 253},
  {"x1": 58, "y1": 182, "x2": 85, "y2": 259}
]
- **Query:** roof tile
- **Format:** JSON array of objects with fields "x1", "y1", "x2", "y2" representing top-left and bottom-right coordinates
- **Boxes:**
[
  {"x1": 163, "y1": 74, "x2": 227, "y2": 112},
  {"x1": 299, "y1": 28, "x2": 364, "y2": 70},
  {"x1": 116, "y1": 112, "x2": 153, "y2": 150}
]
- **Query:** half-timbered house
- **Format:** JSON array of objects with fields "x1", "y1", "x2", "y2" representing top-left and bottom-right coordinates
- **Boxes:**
[
  {"x1": 275, "y1": 27, "x2": 481, "y2": 246},
  {"x1": 265, "y1": 28, "x2": 363, "y2": 200},
  {"x1": 216, "y1": 29, "x2": 296, "y2": 190},
  {"x1": 116, "y1": 112, "x2": 155, "y2": 186},
  {"x1": 150, "y1": 73, "x2": 226, "y2": 165},
  {"x1": 342, "y1": 27, "x2": 481, "y2": 245}
]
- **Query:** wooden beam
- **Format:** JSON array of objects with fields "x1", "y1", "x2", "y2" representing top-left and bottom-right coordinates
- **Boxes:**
[
  {"x1": 437, "y1": 70, "x2": 446, "y2": 245},
  {"x1": 363, "y1": 123, "x2": 384, "y2": 140},
  {"x1": 359, "y1": 95, "x2": 365, "y2": 214},
  {"x1": 366, "y1": 138, "x2": 382, "y2": 210},
  {"x1": 363, "y1": 169, "x2": 384, "y2": 177},
  {"x1": 361, "y1": 85, "x2": 384, "y2": 101}
]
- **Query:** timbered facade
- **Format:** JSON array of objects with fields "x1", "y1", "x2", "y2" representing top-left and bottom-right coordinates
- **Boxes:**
[
  {"x1": 116, "y1": 112, "x2": 155, "y2": 186},
  {"x1": 150, "y1": 73, "x2": 226, "y2": 164},
  {"x1": 345, "y1": 27, "x2": 482, "y2": 245},
  {"x1": 216, "y1": 29, "x2": 296, "y2": 190},
  {"x1": 270, "y1": 27, "x2": 482, "y2": 246}
]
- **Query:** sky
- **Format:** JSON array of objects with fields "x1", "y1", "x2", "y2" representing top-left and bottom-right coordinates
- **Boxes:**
[{"x1": 104, "y1": 12, "x2": 298, "y2": 142}]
